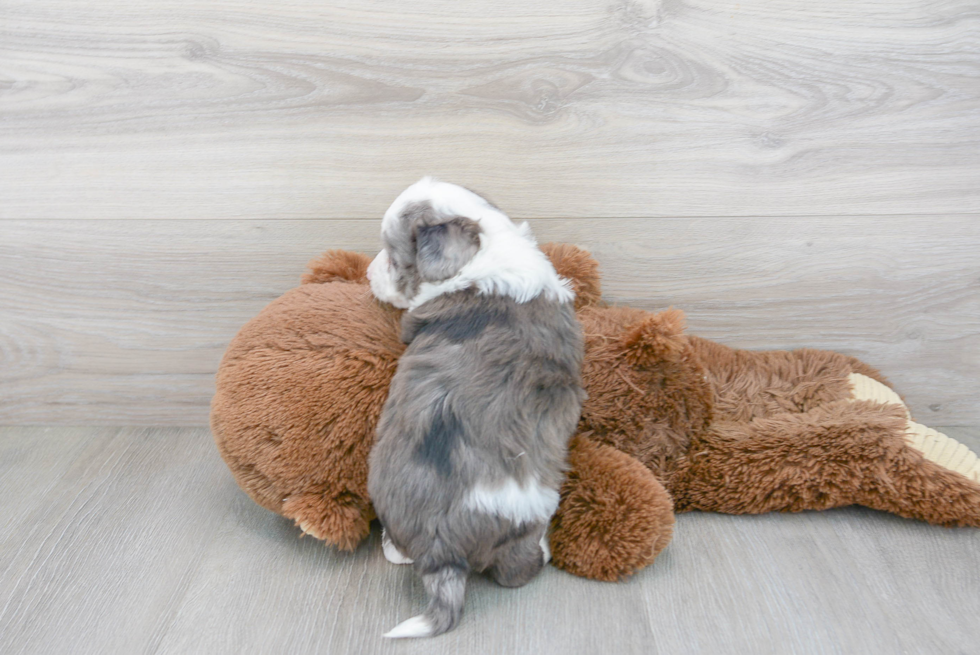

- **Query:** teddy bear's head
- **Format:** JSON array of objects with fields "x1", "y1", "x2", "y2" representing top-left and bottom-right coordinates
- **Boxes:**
[{"x1": 211, "y1": 266, "x2": 403, "y2": 548}]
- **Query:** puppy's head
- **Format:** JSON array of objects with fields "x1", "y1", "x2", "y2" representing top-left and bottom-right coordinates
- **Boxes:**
[
  {"x1": 368, "y1": 198, "x2": 483, "y2": 308},
  {"x1": 368, "y1": 177, "x2": 573, "y2": 310}
]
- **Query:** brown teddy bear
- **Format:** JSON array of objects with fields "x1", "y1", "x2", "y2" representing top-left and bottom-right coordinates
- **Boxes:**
[{"x1": 211, "y1": 244, "x2": 980, "y2": 582}]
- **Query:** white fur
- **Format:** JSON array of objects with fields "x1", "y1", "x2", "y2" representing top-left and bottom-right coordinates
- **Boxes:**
[
  {"x1": 540, "y1": 530, "x2": 551, "y2": 564},
  {"x1": 384, "y1": 615, "x2": 433, "y2": 639},
  {"x1": 367, "y1": 249, "x2": 411, "y2": 309},
  {"x1": 382, "y1": 528, "x2": 414, "y2": 565},
  {"x1": 463, "y1": 477, "x2": 560, "y2": 526},
  {"x1": 372, "y1": 177, "x2": 574, "y2": 310}
]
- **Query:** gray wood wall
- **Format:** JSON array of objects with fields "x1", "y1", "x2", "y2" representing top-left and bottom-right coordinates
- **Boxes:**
[{"x1": 2, "y1": 1, "x2": 978, "y2": 425}]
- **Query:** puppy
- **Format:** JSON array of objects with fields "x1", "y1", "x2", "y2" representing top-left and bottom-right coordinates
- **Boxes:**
[{"x1": 366, "y1": 178, "x2": 585, "y2": 638}]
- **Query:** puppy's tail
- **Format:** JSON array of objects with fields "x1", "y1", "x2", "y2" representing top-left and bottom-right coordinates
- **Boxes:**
[{"x1": 384, "y1": 562, "x2": 469, "y2": 639}]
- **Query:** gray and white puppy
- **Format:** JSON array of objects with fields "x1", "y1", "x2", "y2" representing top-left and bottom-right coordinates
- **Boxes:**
[{"x1": 366, "y1": 178, "x2": 585, "y2": 639}]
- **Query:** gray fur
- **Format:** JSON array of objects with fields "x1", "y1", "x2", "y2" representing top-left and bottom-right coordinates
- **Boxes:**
[
  {"x1": 419, "y1": 564, "x2": 468, "y2": 635},
  {"x1": 383, "y1": 201, "x2": 484, "y2": 301},
  {"x1": 368, "y1": 200, "x2": 585, "y2": 637},
  {"x1": 416, "y1": 219, "x2": 481, "y2": 282}
]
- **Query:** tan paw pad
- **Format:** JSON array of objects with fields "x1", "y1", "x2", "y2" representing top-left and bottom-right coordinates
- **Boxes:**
[
  {"x1": 298, "y1": 520, "x2": 322, "y2": 539},
  {"x1": 905, "y1": 422, "x2": 980, "y2": 483},
  {"x1": 848, "y1": 373, "x2": 980, "y2": 482},
  {"x1": 847, "y1": 373, "x2": 910, "y2": 418}
]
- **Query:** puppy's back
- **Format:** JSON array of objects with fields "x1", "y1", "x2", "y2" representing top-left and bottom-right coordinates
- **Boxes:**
[
  {"x1": 373, "y1": 289, "x2": 583, "y2": 507},
  {"x1": 368, "y1": 290, "x2": 584, "y2": 635}
]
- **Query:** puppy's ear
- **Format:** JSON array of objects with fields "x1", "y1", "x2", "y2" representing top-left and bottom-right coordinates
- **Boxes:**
[{"x1": 415, "y1": 217, "x2": 481, "y2": 282}]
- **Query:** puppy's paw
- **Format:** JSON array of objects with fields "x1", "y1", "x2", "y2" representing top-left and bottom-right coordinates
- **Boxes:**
[
  {"x1": 382, "y1": 528, "x2": 414, "y2": 565},
  {"x1": 540, "y1": 530, "x2": 551, "y2": 565}
]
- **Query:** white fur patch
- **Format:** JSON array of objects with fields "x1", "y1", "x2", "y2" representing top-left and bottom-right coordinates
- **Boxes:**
[
  {"x1": 463, "y1": 477, "x2": 560, "y2": 526},
  {"x1": 367, "y1": 249, "x2": 410, "y2": 309},
  {"x1": 380, "y1": 177, "x2": 574, "y2": 310},
  {"x1": 384, "y1": 615, "x2": 432, "y2": 639},
  {"x1": 381, "y1": 528, "x2": 414, "y2": 565}
]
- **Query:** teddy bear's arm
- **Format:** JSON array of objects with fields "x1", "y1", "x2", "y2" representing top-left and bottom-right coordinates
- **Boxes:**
[{"x1": 550, "y1": 435, "x2": 676, "y2": 582}]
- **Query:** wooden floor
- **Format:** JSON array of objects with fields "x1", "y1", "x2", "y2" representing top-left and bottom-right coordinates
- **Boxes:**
[{"x1": 2, "y1": 426, "x2": 978, "y2": 655}]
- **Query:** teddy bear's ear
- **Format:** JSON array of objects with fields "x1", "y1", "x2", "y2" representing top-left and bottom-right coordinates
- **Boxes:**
[
  {"x1": 540, "y1": 243, "x2": 602, "y2": 309},
  {"x1": 620, "y1": 308, "x2": 688, "y2": 367},
  {"x1": 302, "y1": 250, "x2": 372, "y2": 285}
]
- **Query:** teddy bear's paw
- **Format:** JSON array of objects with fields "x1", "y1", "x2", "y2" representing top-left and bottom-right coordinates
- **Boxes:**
[
  {"x1": 298, "y1": 520, "x2": 325, "y2": 540},
  {"x1": 382, "y1": 528, "x2": 414, "y2": 565},
  {"x1": 284, "y1": 493, "x2": 373, "y2": 550},
  {"x1": 848, "y1": 373, "x2": 980, "y2": 483},
  {"x1": 905, "y1": 422, "x2": 980, "y2": 483}
]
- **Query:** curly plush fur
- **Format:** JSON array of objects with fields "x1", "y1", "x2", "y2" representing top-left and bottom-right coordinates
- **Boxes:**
[{"x1": 212, "y1": 243, "x2": 980, "y2": 582}]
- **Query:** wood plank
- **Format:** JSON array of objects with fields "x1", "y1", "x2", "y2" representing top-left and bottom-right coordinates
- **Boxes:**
[
  {"x1": 555, "y1": 217, "x2": 980, "y2": 426},
  {"x1": 0, "y1": 427, "x2": 236, "y2": 655},
  {"x1": 153, "y1": 502, "x2": 657, "y2": 655},
  {"x1": 0, "y1": 427, "x2": 99, "y2": 573},
  {"x1": 0, "y1": 219, "x2": 380, "y2": 425},
  {"x1": 1, "y1": 217, "x2": 977, "y2": 425},
  {"x1": 0, "y1": 427, "x2": 977, "y2": 654},
  {"x1": 1, "y1": 0, "x2": 978, "y2": 219},
  {"x1": 649, "y1": 503, "x2": 980, "y2": 653}
]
